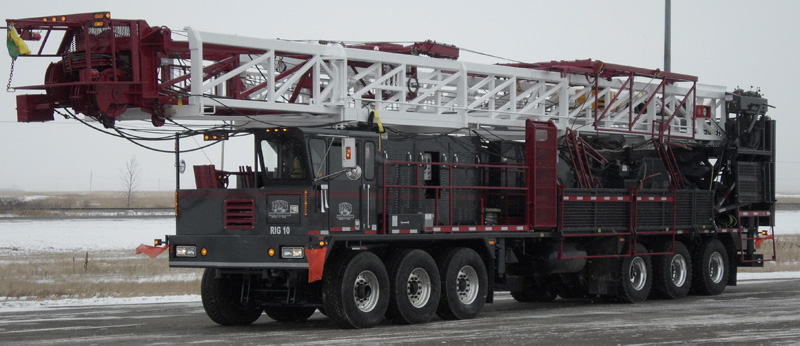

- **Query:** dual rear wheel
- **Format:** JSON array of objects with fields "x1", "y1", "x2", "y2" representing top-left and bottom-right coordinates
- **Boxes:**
[
  {"x1": 621, "y1": 239, "x2": 728, "y2": 303},
  {"x1": 322, "y1": 247, "x2": 487, "y2": 328},
  {"x1": 652, "y1": 241, "x2": 692, "y2": 299}
]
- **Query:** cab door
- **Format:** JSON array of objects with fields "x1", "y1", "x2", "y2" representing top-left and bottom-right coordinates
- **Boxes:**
[{"x1": 327, "y1": 141, "x2": 361, "y2": 232}]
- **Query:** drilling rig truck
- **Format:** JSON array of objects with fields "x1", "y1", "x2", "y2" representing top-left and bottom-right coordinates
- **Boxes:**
[{"x1": 6, "y1": 12, "x2": 776, "y2": 328}]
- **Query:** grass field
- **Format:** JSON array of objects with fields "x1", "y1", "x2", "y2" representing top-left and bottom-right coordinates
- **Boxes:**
[
  {"x1": 0, "y1": 191, "x2": 174, "y2": 217},
  {"x1": 0, "y1": 250, "x2": 202, "y2": 300},
  {"x1": 1, "y1": 235, "x2": 796, "y2": 301}
]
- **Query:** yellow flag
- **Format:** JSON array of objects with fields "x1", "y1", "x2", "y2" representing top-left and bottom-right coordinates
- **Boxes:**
[{"x1": 6, "y1": 25, "x2": 31, "y2": 59}]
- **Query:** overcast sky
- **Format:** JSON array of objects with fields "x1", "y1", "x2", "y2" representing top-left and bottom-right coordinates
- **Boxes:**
[{"x1": 2, "y1": 0, "x2": 798, "y2": 192}]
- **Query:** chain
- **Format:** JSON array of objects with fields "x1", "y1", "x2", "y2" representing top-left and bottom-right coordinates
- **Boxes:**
[{"x1": 6, "y1": 59, "x2": 15, "y2": 92}]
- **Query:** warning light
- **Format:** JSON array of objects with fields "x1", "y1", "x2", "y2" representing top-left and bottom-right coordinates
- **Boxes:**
[
  {"x1": 61, "y1": 16, "x2": 66, "y2": 21},
  {"x1": 201, "y1": 248, "x2": 208, "y2": 256},
  {"x1": 761, "y1": 230, "x2": 769, "y2": 236},
  {"x1": 93, "y1": 13, "x2": 105, "y2": 19},
  {"x1": 51, "y1": 17, "x2": 56, "y2": 22},
  {"x1": 282, "y1": 128, "x2": 288, "y2": 132},
  {"x1": 319, "y1": 240, "x2": 325, "y2": 247},
  {"x1": 488, "y1": 240, "x2": 495, "y2": 245},
  {"x1": 268, "y1": 248, "x2": 276, "y2": 257},
  {"x1": 346, "y1": 147, "x2": 352, "y2": 160},
  {"x1": 203, "y1": 131, "x2": 228, "y2": 141},
  {"x1": 93, "y1": 21, "x2": 105, "y2": 27}
]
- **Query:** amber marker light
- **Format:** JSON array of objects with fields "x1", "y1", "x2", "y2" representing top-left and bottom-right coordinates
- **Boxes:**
[
  {"x1": 268, "y1": 248, "x2": 275, "y2": 257},
  {"x1": 304, "y1": 190, "x2": 309, "y2": 216},
  {"x1": 201, "y1": 248, "x2": 208, "y2": 256},
  {"x1": 319, "y1": 240, "x2": 325, "y2": 247}
]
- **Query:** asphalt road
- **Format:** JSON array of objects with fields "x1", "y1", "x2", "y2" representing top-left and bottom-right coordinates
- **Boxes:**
[{"x1": 2, "y1": 278, "x2": 799, "y2": 346}]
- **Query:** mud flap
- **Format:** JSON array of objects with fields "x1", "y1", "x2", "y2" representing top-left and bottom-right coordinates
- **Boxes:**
[{"x1": 306, "y1": 247, "x2": 327, "y2": 283}]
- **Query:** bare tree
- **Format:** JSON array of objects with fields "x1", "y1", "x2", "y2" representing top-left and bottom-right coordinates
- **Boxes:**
[{"x1": 120, "y1": 157, "x2": 141, "y2": 208}]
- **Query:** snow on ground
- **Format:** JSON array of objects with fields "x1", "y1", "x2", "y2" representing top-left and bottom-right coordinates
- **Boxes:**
[
  {"x1": 0, "y1": 295, "x2": 201, "y2": 312},
  {"x1": 775, "y1": 210, "x2": 800, "y2": 235},
  {"x1": 0, "y1": 217, "x2": 175, "y2": 251}
]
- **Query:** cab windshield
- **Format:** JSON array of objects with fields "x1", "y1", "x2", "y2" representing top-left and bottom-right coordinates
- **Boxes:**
[{"x1": 258, "y1": 136, "x2": 309, "y2": 183}]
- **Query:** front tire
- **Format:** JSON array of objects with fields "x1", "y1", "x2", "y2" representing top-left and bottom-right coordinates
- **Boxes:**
[
  {"x1": 436, "y1": 247, "x2": 488, "y2": 320},
  {"x1": 201, "y1": 269, "x2": 263, "y2": 326},
  {"x1": 652, "y1": 241, "x2": 692, "y2": 299},
  {"x1": 386, "y1": 249, "x2": 441, "y2": 324},
  {"x1": 263, "y1": 306, "x2": 317, "y2": 322},
  {"x1": 691, "y1": 239, "x2": 729, "y2": 296},
  {"x1": 617, "y1": 243, "x2": 653, "y2": 303},
  {"x1": 323, "y1": 251, "x2": 390, "y2": 329}
]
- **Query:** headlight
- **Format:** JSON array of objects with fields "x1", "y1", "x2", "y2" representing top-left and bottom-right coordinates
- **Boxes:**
[
  {"x1": 281, "y1": 247, "x2": 304, "y2": 259},
  {"x1": 176, "y1": 246, "x2": 197, "y2": 258}
]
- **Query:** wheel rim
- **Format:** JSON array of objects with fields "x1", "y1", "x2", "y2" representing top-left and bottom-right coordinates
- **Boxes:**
[
  {"x1": 354, "y1": 270, "x2": 380, "y2": 312},
  {"x1": 670, "y1": 254, "x2": 688, "y2": 287},
  {"x1": 456, "y1": 265, "x2": 479, "y2": 304},
  {"x1": 709, "y1": 252, "x2": 725, "y2": 284},
  {"x1": 629, "y1": 257, "x2": 647, "y2": 291},
  {"x1": 406, "y1": 267, "x2": 432, "y2": 308}
]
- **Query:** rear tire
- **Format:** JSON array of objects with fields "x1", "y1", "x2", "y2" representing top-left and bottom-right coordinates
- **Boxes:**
[
  {"x1": 263, "y1": 306, "x2": 316, "y2": 322},
  {"x1": 201, "y1": 269, "x2": 263, "y2": 326},
  {"x1": 386, "y1": 249, "x2": 441, "y2": 324},
  {"x1": 652, "y1": 241, "x2": 692, "y2": 299},
  {"x1": 691, "y1": 239, "x2": 729, "y2": 296},
  {"x1": 436, "y1": 248, "x2": 488, "y2": 320},
  {"x1": 323, "y1": 251, "x2": 390, "y2": 329},
  {"x1": 617, "y1": 243, "x2": 652, "y2": 303}
]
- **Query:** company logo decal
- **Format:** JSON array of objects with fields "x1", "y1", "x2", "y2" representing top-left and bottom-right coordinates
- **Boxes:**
[
  {"x1": 337, "y1": 202, "x2": 355, "y2": 221},
  {"x1": 272, "y1": 200, "x2": 289, "y2": 214},
  {"x1": 269, "y1": 199, "x2": 298, "y2": 219}
]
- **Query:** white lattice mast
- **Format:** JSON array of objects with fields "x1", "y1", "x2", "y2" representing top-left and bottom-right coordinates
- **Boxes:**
[{"x1": 164, "y1": 29, "x2": 728, "y2": 143}]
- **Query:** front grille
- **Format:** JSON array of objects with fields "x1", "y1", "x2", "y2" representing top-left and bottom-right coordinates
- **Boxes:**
[{"x1": 224, "y1": 199, "x2": 255, "y2": 230}]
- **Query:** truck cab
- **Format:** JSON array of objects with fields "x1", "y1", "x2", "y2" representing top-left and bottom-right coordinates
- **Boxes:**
[{"x1": 170, "y1": 128, "x2": 379, "y2": 270}]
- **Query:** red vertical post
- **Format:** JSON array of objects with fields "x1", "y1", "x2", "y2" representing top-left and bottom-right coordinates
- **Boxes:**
[{"x1": 526, "y1": 120, "x2": 558, "y2": 229}]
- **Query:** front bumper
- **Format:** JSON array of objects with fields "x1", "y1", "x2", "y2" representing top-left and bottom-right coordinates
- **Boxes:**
[{"x1": 168, "y1": 234, "x2": 310, "y2": 269}]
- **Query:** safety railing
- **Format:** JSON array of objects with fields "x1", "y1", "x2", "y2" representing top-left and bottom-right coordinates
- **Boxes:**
[{"x1": 381, "y1": 160, "x2": 528, "y2": 234}]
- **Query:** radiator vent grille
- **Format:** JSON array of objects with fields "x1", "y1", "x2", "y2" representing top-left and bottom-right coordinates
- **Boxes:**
[{"x1": 224, "y1": 199, "x2": 255, "y2": 230}]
